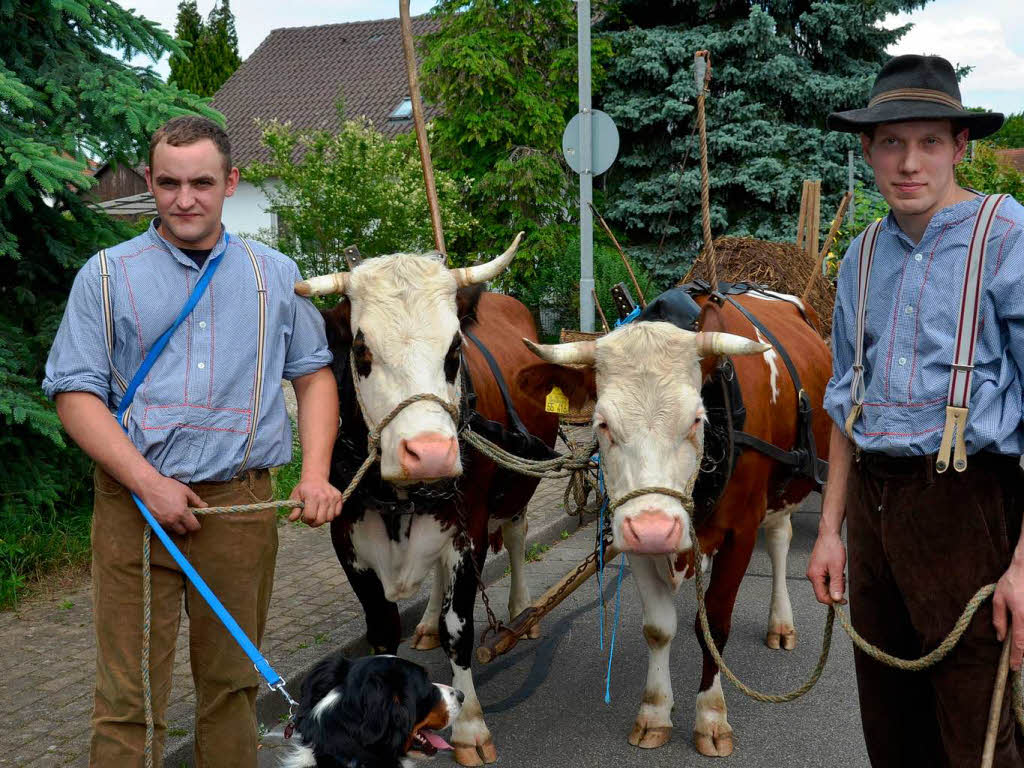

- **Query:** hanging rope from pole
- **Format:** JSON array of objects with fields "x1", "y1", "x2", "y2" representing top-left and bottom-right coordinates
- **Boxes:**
[{"x1": 694, "y1": 50, "x2": 716, "y2": 289}]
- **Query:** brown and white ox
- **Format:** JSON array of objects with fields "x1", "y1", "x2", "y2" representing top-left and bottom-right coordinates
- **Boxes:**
[
  {"x1": 519, "y1": 294, "x2": 831, "y2": 756},
  {"x1": 295, "y1": 236, "x2": 569, "y2": 766}
]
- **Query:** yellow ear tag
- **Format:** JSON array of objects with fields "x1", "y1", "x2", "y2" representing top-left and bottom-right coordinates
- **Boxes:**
[{"x1": 545, "y1": 386, "x2": 569, "y2": 414}]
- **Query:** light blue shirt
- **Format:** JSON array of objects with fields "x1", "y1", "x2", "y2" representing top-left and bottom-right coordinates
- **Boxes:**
[
  {"x1": 43, "y1": 220, "x2": 332, "y2": 482},
  {"x1": 824, "y1": 195, "x2": 1024, "y2": 457}
]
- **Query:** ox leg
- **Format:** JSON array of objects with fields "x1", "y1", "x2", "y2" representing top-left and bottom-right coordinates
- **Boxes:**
[
  {"x1": 440, "y1": 544, "x2": 496, "y2": 766},
  {"x1": 627, "y1": 554, "x2": 679, "y2": 750},
  {"x1": 410, "y1": 565, "x2": 443, "y2": 651},
  {"x1": 501, "y1": 510, "x2": 540, "y2": 638},
  {"x1": 762, "y1": 506, "x2": 797, "y2": 651},
  {"x1": 339, "y1": 559, "x2": 401, "y2": 655},
  {"x1": 693, "y1": 527, "x2": 757, "y2": 758}
]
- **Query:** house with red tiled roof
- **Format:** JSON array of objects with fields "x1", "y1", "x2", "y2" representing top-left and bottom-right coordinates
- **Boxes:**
[
  {"x1": 995, "y1": 148, "x2": 1024, "y2": 174},
  {"x1": 92, "y1": 15, "x2": 439, "y2": 230}
]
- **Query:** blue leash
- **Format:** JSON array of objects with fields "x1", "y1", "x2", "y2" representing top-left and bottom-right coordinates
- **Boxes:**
[
  {"x1": 115, "y1": 247, "x2": 296, "y2": 706},
  {"x1": 595, "y1": 462, "x2": 624, "y2": 703}
]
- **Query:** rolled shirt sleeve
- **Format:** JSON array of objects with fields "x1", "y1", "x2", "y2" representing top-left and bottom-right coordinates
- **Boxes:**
[
  {"x1": 823, "y1": 237, "x2": 861, "y2": 434},
  {"x1": 42, "y1": 255, "x2": 114, "y2": 404},
  {"x1": 282, "y1": 262, "x2": 333, "y2": 380}
]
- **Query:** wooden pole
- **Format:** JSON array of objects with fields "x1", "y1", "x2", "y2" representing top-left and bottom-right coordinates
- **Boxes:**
[
  {"x1": 592, "y1": 288, "x2": 611, "y2": 333},
  {"x1": 399, "y1": 0, "x2": 446, "y2": 260},
  {"x1": 476, "y1": 547, "x2": 620, "y2": 664},
  {"x1": 589, "y1": 202, "x2": 646, "y2": 308},
  {"x1": 981, "y1": 636, "x2": 1012, "y2": 768},
  {"x1": 807, "y1": 180, "x2": 821, "y2": 262},
  {"x1": 796, "y1": 180, "x2": 810, "y2": 251},
  {"x1": 801, "y1": 191, "x2": 852, "y2": 305}
]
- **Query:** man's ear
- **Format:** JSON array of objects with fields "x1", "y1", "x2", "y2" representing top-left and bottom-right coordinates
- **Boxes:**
[
  {"x1": 144, "y1": 166, "x2": 154, "y2": 195},
  {"x1": 225, "y1": 166, "x2": 240, "y2": 197},
  {"x1": 952, "y1": 128, "x2": 970, "y2": 164},
  {"x1": 860, "y1": 133, "x2": 874, "y2": 167}
]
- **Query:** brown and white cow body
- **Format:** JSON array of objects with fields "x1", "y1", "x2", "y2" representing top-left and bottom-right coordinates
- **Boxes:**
[
  {"x1": 522, "y1": 293, "x2": 831, "y2": 756},
  {"x1": 297, "y1": 240, "x2": 561, "y2": 766}
]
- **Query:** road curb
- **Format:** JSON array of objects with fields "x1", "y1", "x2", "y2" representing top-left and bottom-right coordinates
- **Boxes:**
[{"x1": 164, "y1": 507, "x2": 585, "y2": 766}]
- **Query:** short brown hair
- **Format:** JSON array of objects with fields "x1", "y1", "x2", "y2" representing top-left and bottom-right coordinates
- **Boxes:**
[{"x1": 149, "y1": 116, "x2": 232, "y2": 175}]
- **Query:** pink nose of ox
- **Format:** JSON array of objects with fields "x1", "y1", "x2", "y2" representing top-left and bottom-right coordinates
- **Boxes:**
[
  {"x1": 622, "y1": 509, "x2": 684, "y2": 554},
  {"x1": 398, "y1": 433, "x2": 460, "y2": 480}
]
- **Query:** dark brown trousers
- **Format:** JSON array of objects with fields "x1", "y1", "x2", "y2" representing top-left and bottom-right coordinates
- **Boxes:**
[
  {"x1": 89, "y1": 466, "x2": 277, "y2": 768},
  {"x1": 848, "y1": 450, "x2": 1024, "y2": 768}
]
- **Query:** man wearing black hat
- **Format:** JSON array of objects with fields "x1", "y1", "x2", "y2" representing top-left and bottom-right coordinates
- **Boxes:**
[{"x1": 808, "y1": 54, "x2": 1024, "y2": 766}]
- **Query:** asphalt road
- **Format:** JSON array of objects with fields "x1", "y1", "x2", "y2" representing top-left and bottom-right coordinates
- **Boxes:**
[{"x1": 264, "y1": 504, "x2": 873, "y2": 768}]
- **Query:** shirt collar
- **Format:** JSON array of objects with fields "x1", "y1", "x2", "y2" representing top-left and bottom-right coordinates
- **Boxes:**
[
  {"x1": 147, "y1": 217, "x2": 231, "y2": 270},
  {"x1": 880, "y1": 194, "x2": 983, "y2": 246}
]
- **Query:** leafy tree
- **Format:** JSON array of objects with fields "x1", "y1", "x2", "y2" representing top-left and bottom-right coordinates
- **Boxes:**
[
  {"x1": 598, "y1": 0, "x2": 931, "y2": 284},
  {"x1": 168, "y1": 0, "x2": 241, "y2": 98},
  {"x1": 957, "y1": 142, "x2": 1024, "y2": 199},
  {"x1": 419, "y1": 0, "x2": 613, "y2": 299},
  {"x1": 988, "y1": 112, "x2": 1024, "y2": 150},
  {"x1": 245, "y1": 116, "x2": 477, "y2": 279},
  {"x1": 0, "y1": 0, "x2": 216, "y2": 605}
]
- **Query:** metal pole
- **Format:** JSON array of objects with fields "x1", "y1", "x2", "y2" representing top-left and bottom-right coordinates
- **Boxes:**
[
  {"x1": 847, "y1": 150, "x2": 855, "y2": 226},
  {"x1": 578, "y1": 0, "x2": 594, "y2": 332}
]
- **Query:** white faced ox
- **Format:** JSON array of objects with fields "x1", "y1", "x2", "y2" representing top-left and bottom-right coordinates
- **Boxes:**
[
  {"x1": 296, "y1": 233, "x2": 568, "y2": 766},
  {"x1": 524, "y1": 307, "x2": 830, "y2": 758}
]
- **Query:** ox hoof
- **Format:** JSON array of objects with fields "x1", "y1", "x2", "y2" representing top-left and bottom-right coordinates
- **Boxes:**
[
  {"x1": 526, "y1": 622, "x2": 541, "y2": 640},
  {"x1": 409, "y1": 626, "x2": 441, "y2": 651},
  {"x1": 765, "y1": 629, "x2": 797, "y2": 651},
  {"x1": 694, "y1": 728, "x2": 734, "y2": 757},
  {"x1": 454, "y1": 738, "x2": 498, "y2": 766},
  {"x1": 628, "y1": 722, "x2": 673, "y2": 749}
]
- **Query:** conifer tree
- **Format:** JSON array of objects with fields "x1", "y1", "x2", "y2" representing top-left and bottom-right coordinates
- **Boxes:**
[
  {"x1": 203, "y1": 0, "x2": 242, "y2": 96},
  {"x1": 168, "y1": 0, "x2": 204, "y2": 93},
  {"x1": 599, "y1": 0, "x2": 931, "y2": 282},
  {"x1": 0, "y1": 0, "x2": 216, "y2": 602}
]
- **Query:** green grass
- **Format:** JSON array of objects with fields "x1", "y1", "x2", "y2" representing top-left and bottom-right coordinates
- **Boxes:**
[
  {"x1": 167, "y1": 727, "x2": 188, "y2": 738},
  {"x1": 526, "y1": 542, "x2": 550, "y2": 562},
  {"x1": 271, "y1": 422, "x2": 303, "y2": 521}
]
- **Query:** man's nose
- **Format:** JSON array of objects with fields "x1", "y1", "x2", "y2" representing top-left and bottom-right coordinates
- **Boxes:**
[{"x1": 177, "y1": 185, "x2": 196, "y2": 208}]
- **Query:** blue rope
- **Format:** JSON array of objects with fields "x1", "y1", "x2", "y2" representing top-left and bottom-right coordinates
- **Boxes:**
[
  {"x1": 604, "y1": 553, "x2": 626, "y2": 704},
  {"x1": 597, "y1": 466, "x2": 607, "y2": 651}
]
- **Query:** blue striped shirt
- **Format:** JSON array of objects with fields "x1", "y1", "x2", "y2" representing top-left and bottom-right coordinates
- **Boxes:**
[
  {"x1": 824, "y1": 195, "x2": 1024, "y2": 457},
  {"x1": 43, "y1": 220, "x2": 332, "y2": 482}
]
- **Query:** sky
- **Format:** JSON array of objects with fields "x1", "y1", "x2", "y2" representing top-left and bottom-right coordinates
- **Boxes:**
[{"x1": 118, "y1": 0, "x2": 1023, "y2": 116}]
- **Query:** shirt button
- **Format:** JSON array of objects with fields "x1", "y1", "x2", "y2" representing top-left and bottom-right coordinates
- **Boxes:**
[
  {"x1": 198, "y1": 362, "x2": 206, "y2": 369},
  {"x1": 898, "y1": 357, "x2": 907, "y2": 366},
  {"x1": 199, "y1": 321, "x2": 207, "y2": 329},
  {"x1": 905, "y1": 305, "x2": 914, "y2": 315},
  {"x1": 915, "y1": 253, "x2": 923, "y2": 262}
]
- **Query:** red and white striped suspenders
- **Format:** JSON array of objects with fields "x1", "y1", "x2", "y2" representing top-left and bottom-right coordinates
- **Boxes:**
[
  {"x1": 100, "y1": 239, "x2": 267, "y2": 475},
  {"x1": 845, "y1": 194, "x2": 1007, "y2": 473}
]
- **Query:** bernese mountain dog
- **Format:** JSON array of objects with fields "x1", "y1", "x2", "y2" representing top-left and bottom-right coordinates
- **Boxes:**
[{"x1": 281, "y1": 652, "x2": 463, "y2": 768}]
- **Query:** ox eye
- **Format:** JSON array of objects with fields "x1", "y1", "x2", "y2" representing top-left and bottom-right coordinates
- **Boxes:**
[
  {"x1": 444, "y1": 335, "x2": 462, "y2": 384},
  {"x1": 596, "y1": 420, "x2": 614, "y2": 445},
  {"x1": 352, "y1": 329, "x2": 373, "y2": 378}
]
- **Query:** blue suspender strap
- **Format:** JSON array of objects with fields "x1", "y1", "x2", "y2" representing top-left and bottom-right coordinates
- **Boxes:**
[{"x1": 113, "y1": 240, "x2": 291, "y2": 695}]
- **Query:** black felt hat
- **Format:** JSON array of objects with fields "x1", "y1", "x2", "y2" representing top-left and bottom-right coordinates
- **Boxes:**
[{"x1": 827, "y1": 55, "x2": 1004, "y2": 139}]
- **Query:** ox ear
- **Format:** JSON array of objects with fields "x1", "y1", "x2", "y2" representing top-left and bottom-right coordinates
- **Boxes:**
[
  {"x1": 514, "y1": 361, "x2": 595, "y2": 415},
  {"x1": 456, "y1": 284, "x2": 486, "y2": 327}
]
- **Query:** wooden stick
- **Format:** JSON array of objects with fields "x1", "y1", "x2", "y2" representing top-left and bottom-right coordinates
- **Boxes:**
[
  {"x1": 399, "y1": 0, "x2": 446, "y2": 260},
  {"x1": 981, "y1": 636, "x2": 1012, "y2": 768},
  {"x1": 796, "y1": 180, "x2": 810, "y2": 250},
  {"x1": 807, "y1": 180, "x2": 821, "y2": 262},
  {"x1": 592, "y1": 288, "x2": 610, "y2": 333},
  {"x1": 477, "y1": 547, "x2": 620, "y2": 664},
  {"x1": 801, "y1": 191, "x2": 852, "y2": 306},
  {"x1": 589, "y1": 201, "x2": 647, "y2": 308}
]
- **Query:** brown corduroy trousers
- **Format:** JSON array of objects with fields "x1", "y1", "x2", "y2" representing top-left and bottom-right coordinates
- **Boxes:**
[
  {"x1": 848, "y1": 450, "x2": 1024, "y2": 768},
  {"x1": 89, "y1": 466, "x2": 277, "y2": 768}
]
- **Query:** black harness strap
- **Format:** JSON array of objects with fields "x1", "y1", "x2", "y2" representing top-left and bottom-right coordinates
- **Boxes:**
[
  {"x1": 719, "y1": 293, "x2": 828, "y2": 486},
  {"x1": 463, "y1": 328, "x2": 559, "y2": 462}
]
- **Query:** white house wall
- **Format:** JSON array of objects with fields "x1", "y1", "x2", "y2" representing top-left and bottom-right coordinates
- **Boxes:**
[{"x1": 223, "y1": 180, "x2": 277, "y2": 240}]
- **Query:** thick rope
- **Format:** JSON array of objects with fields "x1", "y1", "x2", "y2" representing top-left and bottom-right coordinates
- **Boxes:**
[
  {"x1": 692, "y1": 538, "x2": 1024, "y2": 730},
  {"x1": 694, "y1": 50, "x2": 716, "y2": 289}
]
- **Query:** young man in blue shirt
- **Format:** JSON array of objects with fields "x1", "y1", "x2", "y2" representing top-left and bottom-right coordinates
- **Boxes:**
[
  {"x1": 44, "y1": 116, "x2": 342, "y2": 766},
  {"x1": 808, "y1": 55, "x2": 1024, "y2": 766}
]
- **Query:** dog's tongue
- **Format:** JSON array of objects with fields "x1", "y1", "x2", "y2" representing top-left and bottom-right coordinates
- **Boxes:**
[{"x1": 423, "y1": 731, "x2": 452, "y2": 751}]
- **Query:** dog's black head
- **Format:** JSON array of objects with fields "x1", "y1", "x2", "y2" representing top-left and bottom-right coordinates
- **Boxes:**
[{"x1": 283, "y1": 653, "x2": 463, "y2": 768}]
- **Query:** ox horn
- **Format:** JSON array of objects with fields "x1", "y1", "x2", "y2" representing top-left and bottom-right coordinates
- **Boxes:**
[
  {"x1": 522, "y1": 338, "x2": 597, "y2": 367},
  {"x1": 694, "y1": 331, "x2": 771, "y2": 357},
  {"x1": 294, "y1": 270, "x2": 350, "y2": 298},
  {"x1": 451, "y1": 232, "x2": 524, "y2": 287}
]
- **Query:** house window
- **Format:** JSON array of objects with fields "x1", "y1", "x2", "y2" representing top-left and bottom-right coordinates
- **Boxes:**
[{"x1": 389, "y1": 98, "x2": 413, "y2": 120}]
